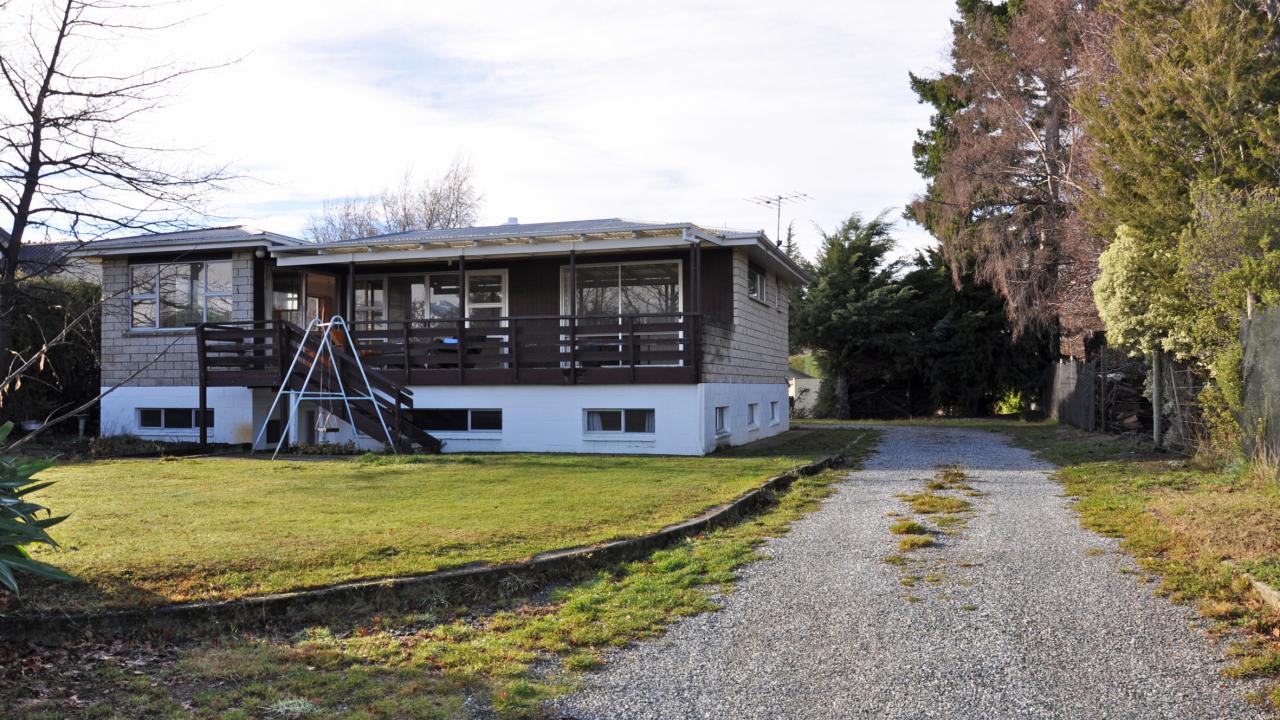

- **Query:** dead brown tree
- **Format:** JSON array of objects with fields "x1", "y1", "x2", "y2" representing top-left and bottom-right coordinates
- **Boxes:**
[
  {"x1": 0, "y1": 0, "x2": 233, "y2": 392},
  {"x1": 910, "y1": 0, "x2": 1104, "y2": 352}
]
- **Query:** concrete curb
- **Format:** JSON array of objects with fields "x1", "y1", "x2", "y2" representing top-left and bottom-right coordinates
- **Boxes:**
[
  {"x1": 2, "y1": 450, "x2": 855, "y2": 638},
  {"x1": 1241, "y1": 570, "x2": 1280, "y2": 614}
]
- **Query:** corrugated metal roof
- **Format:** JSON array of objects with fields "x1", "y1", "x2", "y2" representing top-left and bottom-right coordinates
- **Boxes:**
[
  {"x1": 307, "y1": 218, "x2": 702, "y2": 249},
  {"x1": 81, "y1": 225, "x2": 305, "y2": 251}
]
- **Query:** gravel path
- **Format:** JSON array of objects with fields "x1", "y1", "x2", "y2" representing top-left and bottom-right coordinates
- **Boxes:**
[{"x1": 554, "y1": 426, "x2": 1266, "y2": 720}]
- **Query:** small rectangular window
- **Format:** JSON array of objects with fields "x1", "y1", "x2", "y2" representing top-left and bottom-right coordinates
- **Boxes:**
[
  {"x1": 747, "y1": 265, "x2": 765, "y2": 300},
  {"x1": 714, "y1": 406, "x2": 728, "y2": 434},
  {"x1": 414, "y1": 408, "x2": 502, "y2": 432},
  {"x1": 138, "y1": 408, "x2": 210, "y2": 430},
  {"x1": 586, "y1": 410, "x2": 623, "y2": 432},
  {"x1": 747, "y1": 403, "x2": 759, "y2": 427},
  {"x1": 770, "y1": 400, "x2": 779, "y2": 423},
  {"x1": 162, "y1": 408, "x2": 194, "y2": 429},
  {"x1": 470, "y1": 409, "x2": 503, "y2": 431},
  {"x1": 586, "y1": 409, "x2": 655, "y2": 434},
  {"x1": 416, "y1": 409, "x2": 469, "y2": 432}
]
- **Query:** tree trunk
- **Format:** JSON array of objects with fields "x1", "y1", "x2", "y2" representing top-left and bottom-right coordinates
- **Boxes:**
[{"x1": 833, "y1": 368, "x2": 851, "y2": 420}]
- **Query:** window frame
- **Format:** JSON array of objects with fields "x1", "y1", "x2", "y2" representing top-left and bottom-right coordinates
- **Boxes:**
[
  {"x1": 769, "y1": 400, "x2": 780, "y2": 424},
  {"x1": 747, "y1": 264, "x2": 767, "y2": 302},
  {"x1": 129, "y1": 259, "x2": 234, "y2": 330},
  {"x1": 714, "y1": 405, "x2": 729, "y2": 436},
  {"x1": 583, "y1": 408, "x2": 656, "y2": 435},
  {"x1": 747, "y1": 402, "x2": 759, "y2": 428},
  {"x1": 137, "y1": 407, "x2": 213, "y2": 431},
  {"x1": 413, "y1": 408, "x2": 503, "y2": 433},
  {"x1": 558, "y1": 259, "x2": 684, "y2": 318},
  {"x1": 351, "y1": 270, "x2": 508, "y2": 326}
]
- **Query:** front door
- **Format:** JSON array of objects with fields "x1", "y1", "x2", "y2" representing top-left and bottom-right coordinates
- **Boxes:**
[{"x1": 303, "y1": 272, "x2": 340, "y2": 324}]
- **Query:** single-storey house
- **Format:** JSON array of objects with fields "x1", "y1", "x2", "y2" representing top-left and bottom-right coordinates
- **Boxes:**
[{"x1": 73, "y1": 218, "x2": 809, "y2": 455}]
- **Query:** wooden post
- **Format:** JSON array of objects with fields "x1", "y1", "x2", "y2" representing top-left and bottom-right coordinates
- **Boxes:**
[
  {"x1": 509, "y1": 316, "x2": 519, "y2": 381},
  {"x1": 627, "y1": 315, "x2": 636, "y2": 383},
  {"x1": 568, "y1": 247, "x2": 577, "y2": 385},
  {"x1": 277, "y1": 322, "x2": 291, "y2": 451},
  {"x1": 402, "y1": 323, "x2": 411, "y2": 385},
  {"x1": 346, "y1": 262, "x2": 356, "y2": 319},
  {"x1": 1152, "y1": 350, "x2": 1164, "y2": 449},
  {"x1": 196, "y1": 324, "x2": 208, "y2": 448},
  {"x1": 457, "y1": 256, "x2": 466, "y2": 385}
]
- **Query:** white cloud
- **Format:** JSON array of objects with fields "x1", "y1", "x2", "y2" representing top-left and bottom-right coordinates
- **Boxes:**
[{"x1": 105, "y1": 0, "x2": 957, "y2": 261}]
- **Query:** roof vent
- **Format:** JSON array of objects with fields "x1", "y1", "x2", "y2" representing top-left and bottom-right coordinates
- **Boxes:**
[{"x1": 506, "y1": 216, "x2": 519, "y2": 225}]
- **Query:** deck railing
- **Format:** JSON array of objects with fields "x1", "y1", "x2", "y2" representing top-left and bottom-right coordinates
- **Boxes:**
[{"x1": 197, "y1": 313, "x2": 701, "y2": 387}]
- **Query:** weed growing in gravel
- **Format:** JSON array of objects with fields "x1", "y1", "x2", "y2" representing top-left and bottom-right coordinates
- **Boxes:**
[
  {"x1": 882, "y1": 554, "x2": 909, "y2": 566},
  {"x1": 902, "y1": 492, "x2": 972, "y2": 515},
  {"x1": 933, "y1": 514, "x2": 969, "y2": 532},
  {"x1": 898, "y1": 535, "x2": 935, "y2": 552},
  {"x1": 890, "y1": 520, "x2": 929, "y2": 535}
]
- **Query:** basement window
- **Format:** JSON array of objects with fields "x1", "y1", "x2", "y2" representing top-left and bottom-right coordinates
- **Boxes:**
[
  {"x1": 585, "y1": 409, "x2": 655, "y2": 434},
  {"x1": 714, "y1": 406, "x2": 729, "y2": 435},
  {"x1": 139, "y1": 408, "x2": 212, "y2": 430},
  {"x1": 414, "y1": 408, "x2": 502, "y2": 432}
]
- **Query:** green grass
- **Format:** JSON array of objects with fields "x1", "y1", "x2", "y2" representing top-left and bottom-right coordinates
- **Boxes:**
[
  {"x1": 900, "y1": 492, "x2": 972, "y2": 515},
  {"x1": 994, "y1": 421, "x2": 1280, "y2": 709},
  {"x1": 22, "y1": 429, "x2": 866, "y2": 613},
  {"x1": 897, "y1": 535, "x2": 935, "y2": 552},
  {"x1": 788, "y1": 352, "x2": 823, "y2": 379},
  {"x1": 5, "y1": 431, "x2": 880, "y2": 719},
  {"x1": 889, "y1": 519, "x2": 929, "y2": 535}
]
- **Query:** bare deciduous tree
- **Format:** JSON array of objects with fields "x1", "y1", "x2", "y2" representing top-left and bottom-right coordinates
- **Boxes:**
[
  {"x1": 304, "y1": 158, "x2": 481, "y2": 243},
  {"x1": 0, "y1": 0, "x2": 232, "y2": 384}
]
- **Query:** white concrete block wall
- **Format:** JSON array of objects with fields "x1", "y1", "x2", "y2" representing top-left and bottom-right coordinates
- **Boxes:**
[
  {"x1": 100, "y1": 251, "x2": 255, "y2": 388},
  {"x1": 100, "y1": 386, "x2": 256, "y2": 444}
]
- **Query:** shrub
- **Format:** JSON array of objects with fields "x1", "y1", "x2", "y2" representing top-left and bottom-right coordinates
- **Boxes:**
[{"x1": 0, "y1": 421, "x2": 73, "y2": 593}]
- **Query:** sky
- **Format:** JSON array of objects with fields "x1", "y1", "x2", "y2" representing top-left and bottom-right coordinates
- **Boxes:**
[{"x1": 116, "y1": 0, "x2": 958, "y2": 262}]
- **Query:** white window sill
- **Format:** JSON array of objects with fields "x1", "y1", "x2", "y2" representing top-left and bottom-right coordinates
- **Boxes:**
[
  {"x1": 584, "y1": 433, "x2": 656, "y2": 442},
  {"x1": 432, "y1": 431, "x2": 501, "y2": 441},
  {"x1": 126, "y1": 328, "x2": 197, "y2": 336},
  {"x1": 747, "y1": 294, "x2": 770, "y2": 307},
  {"x1": 714, "y1": 430, "x2": 730, "y2": 438}
]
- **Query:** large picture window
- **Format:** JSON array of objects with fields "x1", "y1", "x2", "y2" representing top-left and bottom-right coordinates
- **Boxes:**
[
  {"x1": 561, "y1": 261, "x2": 681, "y2": 318},
  {"x1": 130, "y1": 261, "x2": 233, "y2": 329},
  {"x1": 350, "y1": 272, "x2": 500, "y2": 325}
]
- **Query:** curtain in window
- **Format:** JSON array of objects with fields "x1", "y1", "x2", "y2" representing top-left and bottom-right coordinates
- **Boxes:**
[{"x1": 587, "y1": 411, "x2": 606, "y2": 431}]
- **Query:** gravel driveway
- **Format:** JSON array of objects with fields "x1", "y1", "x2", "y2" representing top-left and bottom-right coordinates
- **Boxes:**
[{"x1": 553, "y1": 425, "x2": 1265, "y2": 720}]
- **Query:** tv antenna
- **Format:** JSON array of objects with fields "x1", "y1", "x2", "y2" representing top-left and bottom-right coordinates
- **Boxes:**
[{"x1": 746, "y1": 192, "x2": 812, "y2": 244}]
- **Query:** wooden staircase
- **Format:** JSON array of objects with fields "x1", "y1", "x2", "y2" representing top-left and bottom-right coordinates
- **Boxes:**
[{"x1": 197, "y1": 320, "x2": 441, "y2": 453}]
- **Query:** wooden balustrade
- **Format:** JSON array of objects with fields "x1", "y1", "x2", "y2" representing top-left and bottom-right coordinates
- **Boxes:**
[{"x1": 197, "y1": 313, "x2": 701, "y2": 387}]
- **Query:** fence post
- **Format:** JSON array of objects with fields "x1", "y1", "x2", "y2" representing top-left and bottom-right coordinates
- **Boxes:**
[{"x1": 1152, "y1": 350, "x2": 1164, "y2": 449}]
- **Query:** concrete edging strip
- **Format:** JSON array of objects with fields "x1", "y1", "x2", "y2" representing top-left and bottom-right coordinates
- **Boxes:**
[{"x1": 2, "y1": 450, "x2": 854, "y2": 637}]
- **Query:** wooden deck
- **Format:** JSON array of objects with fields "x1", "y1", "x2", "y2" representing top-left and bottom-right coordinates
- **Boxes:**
[{"x1": 196, "y1": 314, "x2": 702, "y2": 388}]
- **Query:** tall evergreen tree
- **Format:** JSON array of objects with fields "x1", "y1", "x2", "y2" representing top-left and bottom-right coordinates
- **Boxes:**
[{"x1": 790, "y1": 213, "x2": 915, "y2": 419}]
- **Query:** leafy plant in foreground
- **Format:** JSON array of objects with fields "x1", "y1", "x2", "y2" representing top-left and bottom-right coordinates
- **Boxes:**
[{"x1": 0, "y1": 421, "x2": 72, "y2": 594}]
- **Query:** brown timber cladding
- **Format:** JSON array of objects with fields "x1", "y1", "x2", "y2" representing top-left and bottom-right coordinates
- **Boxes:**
[{"x1": 99, "y1": 247, "x2": 790, "y2": 387}]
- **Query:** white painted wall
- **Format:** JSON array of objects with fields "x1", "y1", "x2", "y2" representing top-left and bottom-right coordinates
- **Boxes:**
[
  {"x1": 99, "y1": 385, "x2": 256, "y2": 444},
  {"x1": 698, "y1": 382, "x2": 791, "y2": 452},
  {"x1": 100, "y1": 382, "x2": 792, "y2": 456}
]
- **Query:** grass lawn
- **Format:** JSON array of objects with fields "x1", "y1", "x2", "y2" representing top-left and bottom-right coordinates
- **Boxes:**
[
  {"x1": 994, "y1": 421, "x2": 1280, "y2": 708},
  {"x1": 20, "y1": 428, "x2": 867, "y2": 614},
  {"x1": 5, "y1": 428, "x2": 879, "y2": 719}
]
